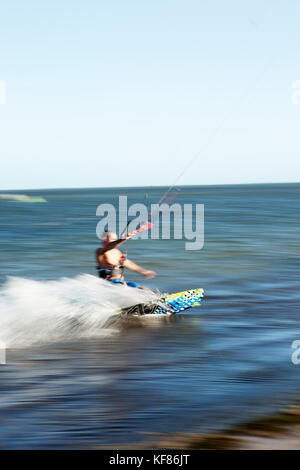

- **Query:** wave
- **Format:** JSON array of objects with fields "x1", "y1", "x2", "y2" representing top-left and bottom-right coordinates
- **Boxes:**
[
  {"x1": 0, "y1": 193, "x2": 47, "y2": 202},
  {"x1": 0, "y1": 274, "x2": 157, "y2": 348}
]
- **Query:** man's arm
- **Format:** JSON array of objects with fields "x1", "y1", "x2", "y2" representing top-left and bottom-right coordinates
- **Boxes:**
[
  {"x1": 99, "y1": 232, "x2": 134, "y2": 255},
  {"x1": 123, "y1": 259, "x2": 156, "y2": 279}
]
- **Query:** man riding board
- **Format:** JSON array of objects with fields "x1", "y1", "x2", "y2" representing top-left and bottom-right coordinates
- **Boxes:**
[{"x1": 96, "y1": 230, "x2": 156, "y2": 288}]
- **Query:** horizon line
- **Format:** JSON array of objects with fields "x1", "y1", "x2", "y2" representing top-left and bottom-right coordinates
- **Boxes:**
[{"x1": 0, "y1": 181, "x2": 299, "y2": 193}]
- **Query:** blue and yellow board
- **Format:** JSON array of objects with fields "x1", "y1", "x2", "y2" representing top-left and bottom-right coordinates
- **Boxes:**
[{"x1": 121, "y1": 288, "x2": 204, "y2": 316}]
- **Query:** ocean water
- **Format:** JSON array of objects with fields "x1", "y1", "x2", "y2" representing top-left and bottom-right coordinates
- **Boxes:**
[{"x1": 0, "y1": 183, "x2": 299, "y2": 449}]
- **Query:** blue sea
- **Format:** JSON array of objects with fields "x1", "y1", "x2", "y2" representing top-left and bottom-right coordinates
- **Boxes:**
[{"x1": 0, "y1": 183, "x2": 300, "y2": 449}]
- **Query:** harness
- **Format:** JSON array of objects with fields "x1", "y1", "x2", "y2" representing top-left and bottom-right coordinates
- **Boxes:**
[{"x1": 97, "y1": 252, "x2": 126, "y2": 280}]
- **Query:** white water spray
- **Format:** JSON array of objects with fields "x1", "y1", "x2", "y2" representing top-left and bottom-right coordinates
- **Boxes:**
[{"x1": 0, "y1": 274, "x2": 156, "y2": 347}]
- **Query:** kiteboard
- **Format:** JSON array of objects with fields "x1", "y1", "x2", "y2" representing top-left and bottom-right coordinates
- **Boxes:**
[{"x1": 120, "y1": 288, "x2": 204, "y2": 317}]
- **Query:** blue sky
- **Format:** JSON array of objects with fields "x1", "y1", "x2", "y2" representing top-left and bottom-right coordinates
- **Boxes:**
[{"x1": 0, "y1": 0, "x2": 299, "y2": 189}]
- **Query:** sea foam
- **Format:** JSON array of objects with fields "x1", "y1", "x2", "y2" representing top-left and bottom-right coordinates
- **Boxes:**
[{"x1": 0, "y1": 274, "x2": 156, "y2": 347}]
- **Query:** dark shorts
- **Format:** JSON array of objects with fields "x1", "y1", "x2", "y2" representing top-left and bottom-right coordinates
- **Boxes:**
[{"x1": 108, "y1": 278, "x2": 139, "y2": 288}]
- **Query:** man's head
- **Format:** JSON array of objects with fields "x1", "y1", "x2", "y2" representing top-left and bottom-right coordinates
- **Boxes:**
[{"x1": 102, "y1": 230, "x2": 118, "y2": 245}]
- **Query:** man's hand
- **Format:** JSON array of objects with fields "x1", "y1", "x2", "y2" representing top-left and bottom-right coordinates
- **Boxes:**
[
  {"x1": 142, "y1": 270, "x2": 156, "y2": 279},
  {"x1": 125, "y1": 231, "x2": 137, "y2": 240}
]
